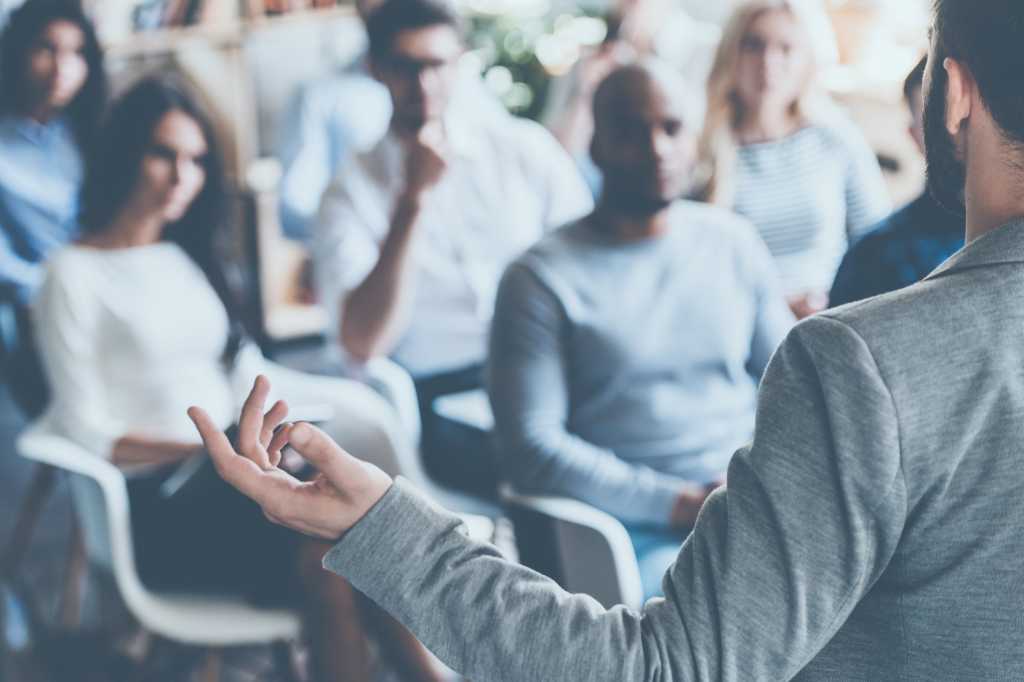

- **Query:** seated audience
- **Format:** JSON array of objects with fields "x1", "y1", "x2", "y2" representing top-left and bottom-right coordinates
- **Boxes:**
[
  {"x1": 830, "y1": 57, "x2": 964, "y2": 306},
  {"x1": 33, "y1": 77, "x2": 446, "y2": 682},
  {"x1": 489, "y1": 61, "x2": 794, "y2": 600},
  {"x1": 0, "y1": 0, "x2": 106, "y2": 359},
  {"x1": 194, "y1": 3, "x2": 1024, "y2": 679},
  {"x1": 278, "y1": 0, "x2": 503, "y2": 242},
  {"x1": 315, "y1": 0, "x2": 593, "y2": 498},
  {"x1": 697, "y1": 0, "x2": 890, "y2": 318}
]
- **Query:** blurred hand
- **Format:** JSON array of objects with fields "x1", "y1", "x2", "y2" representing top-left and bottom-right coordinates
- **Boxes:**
[
  {"x1": 188, "y1": 376, "x2": 393, "y2": 541},
  {"x1": 670, "y1": 484, "x2": 712, "y2": 528},
  {"x1": 403, "y1": 120, "x2": 448, "y2": 199},
  {"x1": 788, "y1": 291, "x2": 829, "y2": 320}
]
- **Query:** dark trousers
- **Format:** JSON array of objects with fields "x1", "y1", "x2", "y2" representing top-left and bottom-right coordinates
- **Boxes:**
[
  {"x1": 1, "y1": 300, "x2": 48, "y2": 419},
  {"x1": 414, "y1": 363, "x2": 499, "y2": 500}
]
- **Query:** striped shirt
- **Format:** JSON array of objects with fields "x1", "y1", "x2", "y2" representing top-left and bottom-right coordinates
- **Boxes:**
[{"x1": 732, "y1": 123, "x2": 891, "y2": 297}]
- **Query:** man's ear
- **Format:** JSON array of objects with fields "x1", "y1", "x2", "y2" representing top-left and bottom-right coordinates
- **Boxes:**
[{"x1": 943, "y1": 57, "x2": 974, "y2": 136}]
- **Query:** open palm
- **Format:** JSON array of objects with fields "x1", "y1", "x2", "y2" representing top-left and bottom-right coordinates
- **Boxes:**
[{"x1": 188, "y1": 375, "x2": 393, "y2": 541}]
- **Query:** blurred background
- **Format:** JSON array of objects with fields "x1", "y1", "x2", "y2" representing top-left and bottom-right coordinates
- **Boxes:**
[{"x1": 0, "y1": 0, "x2": 932, "y2": 346}]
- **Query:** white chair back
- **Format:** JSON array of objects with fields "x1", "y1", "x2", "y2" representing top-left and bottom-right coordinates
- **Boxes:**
[{"x1": 501, "y1": 486, "x2": 644, "y2": 611}]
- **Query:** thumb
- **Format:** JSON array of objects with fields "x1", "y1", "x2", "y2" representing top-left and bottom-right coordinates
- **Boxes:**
[{"x1": 288, "y1": 422, "x2": 364, "y2": 489}]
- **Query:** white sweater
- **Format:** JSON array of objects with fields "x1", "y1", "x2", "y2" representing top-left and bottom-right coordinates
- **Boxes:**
[{"x1": 33, "y1": 243, "x2": 261, "y2": 461}]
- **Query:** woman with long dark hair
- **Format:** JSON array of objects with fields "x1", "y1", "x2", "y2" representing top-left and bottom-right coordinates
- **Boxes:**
[
  {"x1": 34, "y1": 76, "x2": 446, "y2": 682},
  {"x1": 0, "y1": 0, "x2": 106, "y2": 306}
]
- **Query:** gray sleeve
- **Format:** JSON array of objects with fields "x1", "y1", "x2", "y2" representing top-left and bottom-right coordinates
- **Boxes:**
[
  {"x1": 325, "y1": 314, "x2": 907, "y2": 682},
  {"x1": 488, "y1": 262, "x2": 687, "y2": 525}
]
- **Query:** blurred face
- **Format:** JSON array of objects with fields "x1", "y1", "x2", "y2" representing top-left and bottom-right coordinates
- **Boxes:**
[
  {"x1": 137, "y1": 110, "x2": 209, "y2": 224},
  {"x1": 25, "y1": 19, "x2": 88, "y2": 115},
  {"x1": 734, "y1": 9, "x2": 810, "y2": 114},
  {"x1": 922, "y1": 42, "x2": 967, "y2": 215},
  {"x1": 593, "y1": 76, "x2": 696, "y2": 215},
  {"x1": 373, "y1": 25, "x2": 462, "y2": 134}
]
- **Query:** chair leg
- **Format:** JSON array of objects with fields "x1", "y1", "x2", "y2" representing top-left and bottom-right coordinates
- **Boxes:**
[
  {"x1": 58, "y1": 521, "x2": 87, "y2": 628},
  {"x1": 199, "y1": 648, "x2": 222, "y2": 682},
  {"x1": 1, "y1": 465, "x2": 58, "y2": 578}
]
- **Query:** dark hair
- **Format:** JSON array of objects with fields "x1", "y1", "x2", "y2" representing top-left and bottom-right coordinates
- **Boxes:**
[
  {"x1": 79, "y1": 77, "x2": 241, "y2": 335},
  {"x1": 903, "y1": 55, "x2": 926, "y2": 107},
  {"x1": 933, "y1": 0, "x2": 1024, "y2": 146},
  {"x1": 0, "y1": 0, "x2": 107, "y2": 147},
  {"x1": 365, "y1": 0, "x2": 461, "y2": 60}
]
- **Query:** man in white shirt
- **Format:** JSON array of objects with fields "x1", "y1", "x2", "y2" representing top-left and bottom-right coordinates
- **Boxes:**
[
  {"x1": 278, "y1": 0, "x2": 505, "y2": 243},
  {"x1": 315, "y1": 0, "x2": 593, "y2": 497}
]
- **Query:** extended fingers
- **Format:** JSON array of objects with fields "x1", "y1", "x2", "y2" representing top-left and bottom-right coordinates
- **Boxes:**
[
  {"x1": 288, "y1": 422, "x2": 364, "y2": 490},
  {"x1": 261, "y1": 400, "x2": 289, "y2": 449},
  {"x1": 268, "y1": 422, "x2": 294, "y2": 469},
  {"x1": 237, "y1": 376, "x2": 273, "y2": 469},
  {"x1": 188, "y1": 406, "x2": 270, "y2": 504}
]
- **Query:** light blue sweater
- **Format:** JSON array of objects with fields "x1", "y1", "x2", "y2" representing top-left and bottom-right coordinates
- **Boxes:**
[{"x1": 487, "y1": 202, "x2": 794, "y2": 525}]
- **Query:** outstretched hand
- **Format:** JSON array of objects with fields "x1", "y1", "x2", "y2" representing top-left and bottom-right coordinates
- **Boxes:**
[{"x1": 188, "y1": 375, "x2": 393, "y2": 541}]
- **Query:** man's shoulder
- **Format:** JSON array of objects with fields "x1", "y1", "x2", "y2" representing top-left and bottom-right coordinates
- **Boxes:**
[
  {"x1": 327, "y1": 135, "x2": 398, "y2": 195},
  {"x1": 518, "y1": 219, "x2": 590, "y2": 261},
  {"x1": 677, "y1": 200, "x2": 755, "y2": 233},
  {"x1": 672, "y1": 201, "x2": 767, "y2": 257},
  {"x1": 475, "y1": 114, "x2": 564, "y2": 159},
  {"x1": 818, "y1": 273, "x2": 963, "y2": 362}
]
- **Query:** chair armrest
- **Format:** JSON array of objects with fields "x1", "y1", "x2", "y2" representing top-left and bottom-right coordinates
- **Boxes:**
[
  {"x1": 17, "y1": 425, "x2": 125, "y2": 494},
  {"x1": 499, "y1": 484, "x2": 644, "y2": 609},
  {"x1": 360, "y1": 356, "x2": 422, "y2": 446}
]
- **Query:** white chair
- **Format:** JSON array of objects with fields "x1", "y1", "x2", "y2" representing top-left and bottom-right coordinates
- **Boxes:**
[
  {"x1": 357, "y1": 369, "x2": 643, "y2": 609},
  {"x1": 16, "y1": 425, "x2": 302, "y2": 680},
  {"x1": 500, "y1": 486, "x2": 645, "y2": 611},
  {"x1": 358, "y1": 357, "x2": 502, "y2": 521}
]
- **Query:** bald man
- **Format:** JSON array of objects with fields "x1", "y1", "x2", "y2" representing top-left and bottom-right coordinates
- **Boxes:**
[
  {"x1": 193, "y1": 0, "x2": 1024, "y2": 671},
  {"x1": 486, "y1": 62, "x2": 794, "y2": 600}
]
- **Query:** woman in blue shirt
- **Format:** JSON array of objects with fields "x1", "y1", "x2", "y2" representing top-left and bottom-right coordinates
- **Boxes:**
[{"x1": 0, "y1": 0, "x2": 107, "y2": 308}]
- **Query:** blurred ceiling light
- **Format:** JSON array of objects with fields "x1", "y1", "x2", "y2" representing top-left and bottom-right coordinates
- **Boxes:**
[
  {"x1": 459, "y1": 0, "x2": 551, "y2": 18},
  {"x1": 484, "y1": 65, "x2": 515, "y2": 95},
  {"x1": 536, "y1": 33, "x2": 581, "y2": 75}
]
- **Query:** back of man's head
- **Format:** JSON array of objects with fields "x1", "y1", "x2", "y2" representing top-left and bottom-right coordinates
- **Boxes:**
[
  {"x1": 365, "y1": 0, "x2": 461, "y2": 60},
  {"x1": 933, "y1": 0, "x2": 1024, "y2": 147}
]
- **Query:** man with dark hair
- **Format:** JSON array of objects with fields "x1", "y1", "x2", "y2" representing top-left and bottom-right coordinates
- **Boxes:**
[
  {"x1": 829, "y1": 56, "x2": 964, "y2": 306},
  {"x1": 195, "y1": 1, "x2": 1024, "y2": 678},
  {"x1": 314, "y1": 0, "x2": 592, "y2": 498},
  {"x1": 276, "y1": 0, "x2": 501, "y2": 242}
]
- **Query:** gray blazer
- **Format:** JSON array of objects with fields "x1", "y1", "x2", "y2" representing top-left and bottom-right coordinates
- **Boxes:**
[{"x1": 325, "y1": 218, "x2": 1024, "y2": 681}]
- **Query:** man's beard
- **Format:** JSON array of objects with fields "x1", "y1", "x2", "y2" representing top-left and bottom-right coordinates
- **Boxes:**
[
  {"x1": 601, "y1": 169, "x2": 681, "y2": 218},
  {"x1": 923, "y1": 56, "x2": 968, "y2": 216}
]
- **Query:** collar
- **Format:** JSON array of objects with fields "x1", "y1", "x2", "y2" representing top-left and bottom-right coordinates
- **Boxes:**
[
  {"x1": 925, "y1": 217, "x2": 1024, "y2": 282},
  {"x1": 7, "y1": 115, "x2": 68, "y2": 145}
]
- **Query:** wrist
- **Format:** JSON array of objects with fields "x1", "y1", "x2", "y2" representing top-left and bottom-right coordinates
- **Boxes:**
[{"x1": 397, "y1": 186, "x2": 426, "y2": 212}]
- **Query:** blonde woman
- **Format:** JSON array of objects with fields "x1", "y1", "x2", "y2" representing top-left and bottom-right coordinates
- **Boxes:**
[{"x1": 698, "y1": 0, "x2": 890, "y2": 318}]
